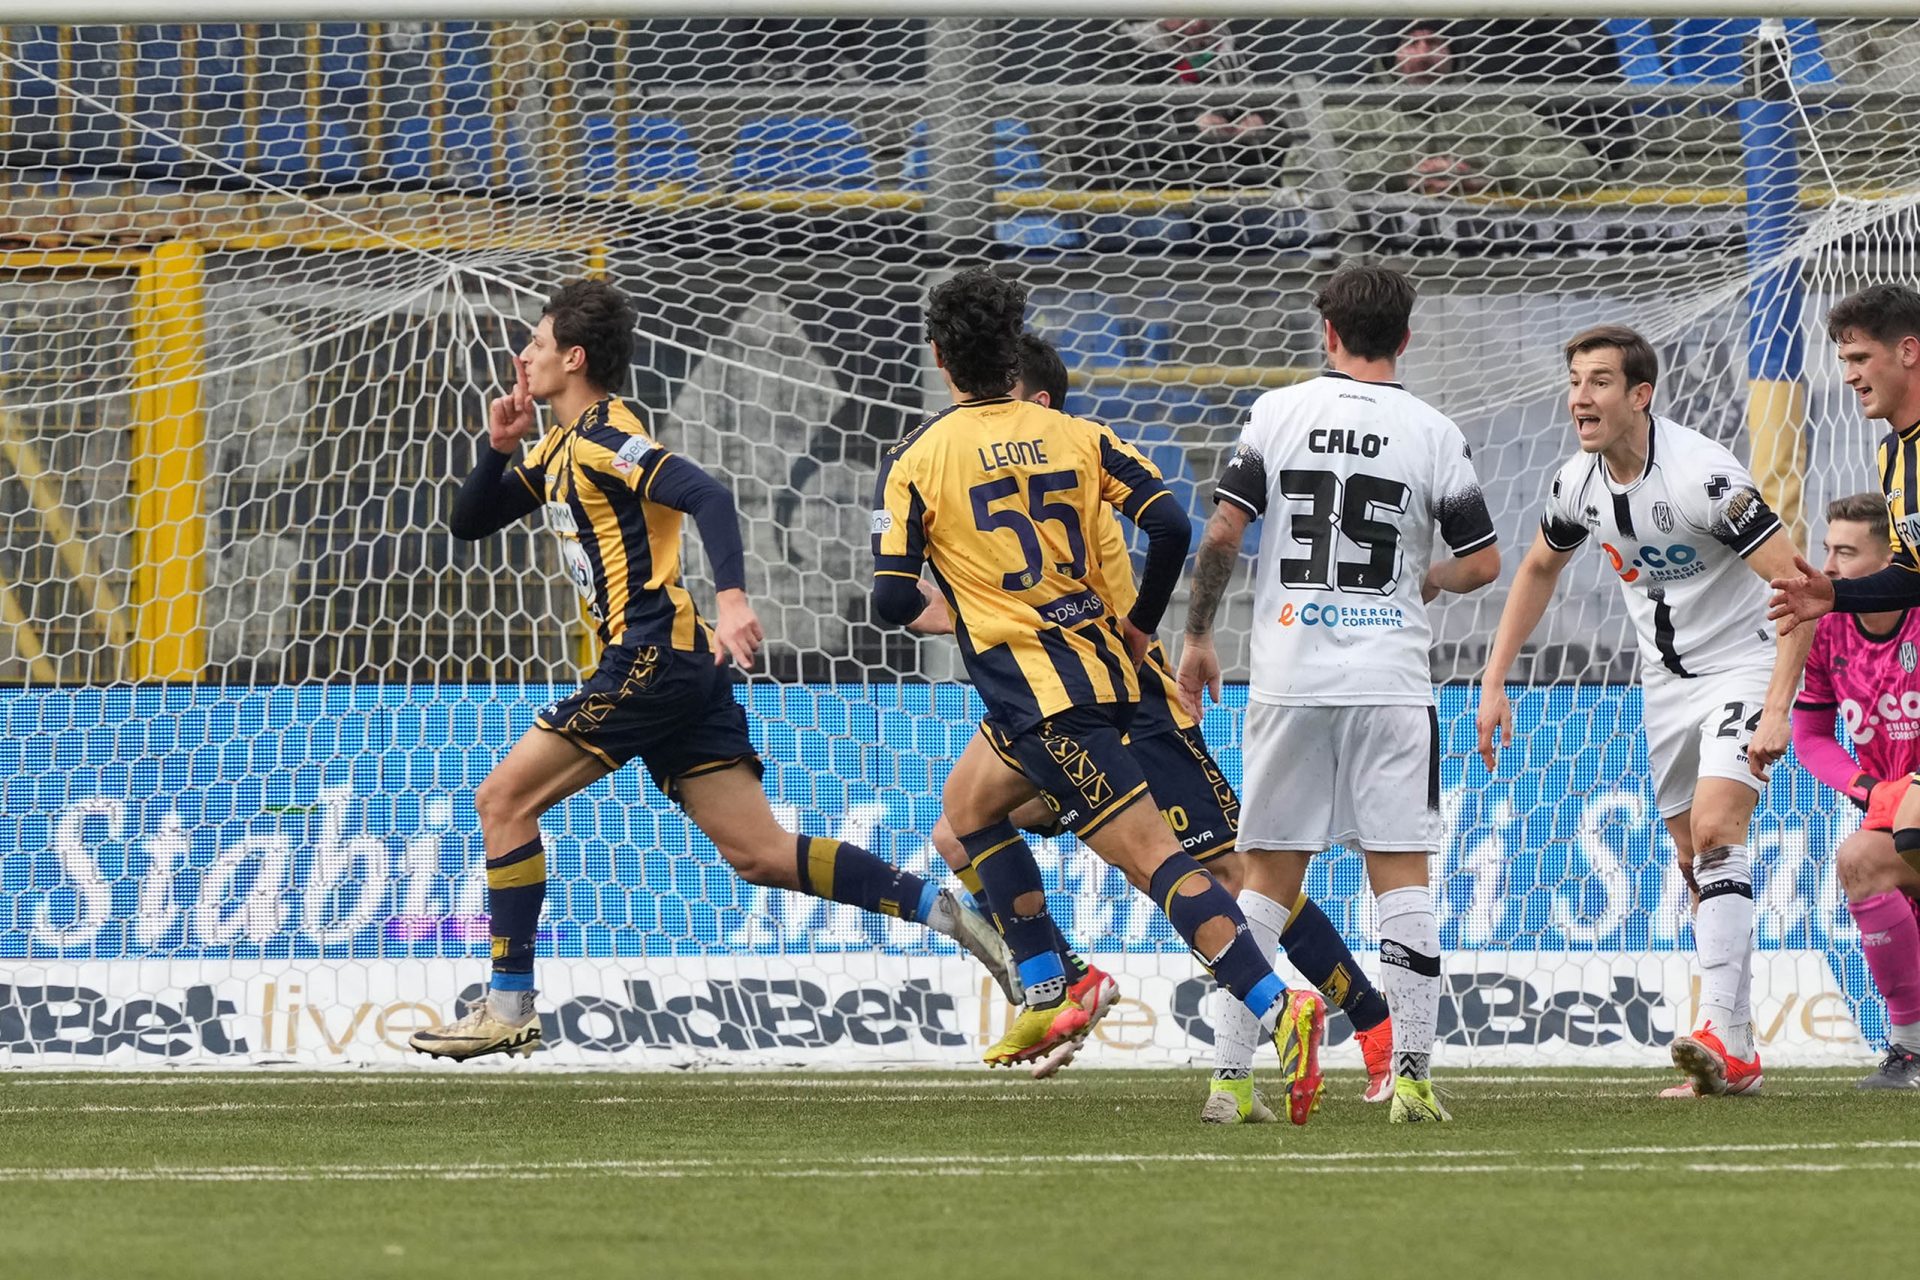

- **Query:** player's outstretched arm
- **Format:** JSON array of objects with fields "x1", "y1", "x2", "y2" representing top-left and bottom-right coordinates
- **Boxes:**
[
  {"x1": 1178, "y1": 501, "x2": 1251, "y2": 712},
  {"x1": 1771, "y1": 553, "x2": 1920, "y2": 627},
  {"x1": 449, "y1": 355, "x2": 543, "y2": 540},
  {"x1": 1477, "y1": 529, "x2": 1573, "y2": 771},
  {"x1": 1743, "y1": 533, "x2": 1818, "y2": 775},
  {"x1": 645, "y1": 454, "x2": 760, "y2": 670}
]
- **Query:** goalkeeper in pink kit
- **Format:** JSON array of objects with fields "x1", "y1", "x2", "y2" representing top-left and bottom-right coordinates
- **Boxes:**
[{"x1": 1790, "y1": 492, "x2": 1920, "y2": 1089}]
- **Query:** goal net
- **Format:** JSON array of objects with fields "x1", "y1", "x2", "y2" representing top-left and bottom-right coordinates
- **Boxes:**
[{"x1": 0, "y1": 12, "x2": 1911, "y2": 1066}]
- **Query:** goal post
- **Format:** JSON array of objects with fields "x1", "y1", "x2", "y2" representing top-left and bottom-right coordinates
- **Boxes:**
[{"x1": 0, "y1": 9, "x2": 1912, "y2": 1066}]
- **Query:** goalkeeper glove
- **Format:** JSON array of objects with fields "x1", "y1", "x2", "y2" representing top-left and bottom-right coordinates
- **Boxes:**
[{"x1": 1854, "y1": 772, "x2": 1914, "y2": 831}]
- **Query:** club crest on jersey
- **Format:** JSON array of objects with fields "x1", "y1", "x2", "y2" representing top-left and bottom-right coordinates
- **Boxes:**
[
  {"x1": 1903, "y1": 641, "x2": 1918, "y2": 675},
  {"x1": 1652, "y1": 501, "x2": 1674, "y2": 534}
]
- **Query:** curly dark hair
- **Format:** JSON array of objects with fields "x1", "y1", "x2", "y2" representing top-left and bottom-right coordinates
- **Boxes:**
[
  {"x1": 925, "y1": 267, "x2": 1028, "y2": 397},
  {"x1": 1015, "y1": 330, "x2": 1070, "y2": 413},
  {"x1": 542, "y1": 279, "x2": 638, "y2": 393}
]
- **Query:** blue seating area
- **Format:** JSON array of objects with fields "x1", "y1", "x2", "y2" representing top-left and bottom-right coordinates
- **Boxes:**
[
  {"x1": 584, "y1": 114, "x2": 703, "y2": 193},
  {"x1": 1, "y1": 23, "x2": 513, "y2": 188},
  {"x1": 729, "y1": 115, "x2": 875, "y2": 190},
  {"x1": 1607, "y1": 17, "x2": 1834, "y2": 84}
]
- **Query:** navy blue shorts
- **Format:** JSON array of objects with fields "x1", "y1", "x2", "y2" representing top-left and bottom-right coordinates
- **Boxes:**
[
  {"x1": 981, "y1": 704, "x2": 1153, "y2": 839},
  {"x1": 1127, "y1": 723, "x2": 1239, "y2": 862},
  {"x1": 1128, "y1": 640, "x2": 1186, "y2": 742},
  {"x1": 535, "y1": 643, "x2": 761, "y2": 798}
]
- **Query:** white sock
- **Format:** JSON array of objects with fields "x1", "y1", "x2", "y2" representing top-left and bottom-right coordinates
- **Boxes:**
[
  {"x1": 1377, "y1": 884, "x2": 1441, "y2": 1081},
  {"x1": 1692, "y1": 845, "x2": 1755, "y2": 1059},
  {"x1": 1894, "y1": 1020, "x2": 1920, "y2": 1054},
  {"x1": 488, "y1": 987, "x2": 536, "y2": 1025},
  {"x1": 1211, "y1": 890, "x2": 1288, "y2": 1078}
]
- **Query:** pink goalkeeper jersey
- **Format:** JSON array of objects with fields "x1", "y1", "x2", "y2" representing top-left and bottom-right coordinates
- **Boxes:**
[{"x1": 1796, "y1": 609, "x2": 1920, "y2": 782}]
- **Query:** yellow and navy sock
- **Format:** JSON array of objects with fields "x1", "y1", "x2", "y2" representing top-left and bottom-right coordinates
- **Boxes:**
[
  {"x1": 961, "y1": 820, "x2": 1066, "y2": 1007},
  {"x1": 487, "y1": 836, "x2": 546, "y2": 995},
  {"x1": 1150, "y1": 853, "x2": 1283, "y2": 1025},
  {"x1": 959, "y1": 853, "x2": 1088, "y2": 985},
  {"x1": 1280, "y1": 894, "x2": 1390, "y2": 1033},
  {"x1": 793, "y1": 834, "x2": 938, "y2": 923},
  {"x1": 955, "y1": 862, "x2": 991, "y2": 918}
]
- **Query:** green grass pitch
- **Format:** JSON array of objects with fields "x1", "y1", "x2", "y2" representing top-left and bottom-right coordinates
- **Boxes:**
[{"x1": 0, "y1": 1067, "x2": 1909, "y2": 1279}]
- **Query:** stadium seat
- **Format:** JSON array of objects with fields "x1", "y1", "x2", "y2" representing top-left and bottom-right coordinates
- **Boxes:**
[
  {"x1": 1048, "y1": 295, "x2": 1173, "y2": 370},
  {"x1": 384, "y1": 114, "x2": 437, "y2": 184},
  {"x1": 584, "y1": 114, "x2": 703, "y2": 193},
  {"x1": 1606, "y1": 17, "x2": 1833, "y2": 85},
  {"x1": 119, "y1": 27, "x2": 185, "y2": 171},
  {"x1": 375, "y1": 25, "x2": 491, "y2": 188},
  {"x1": 437, "y1": 22, "x2": 497, "y2": 189},
  {"x1": 57, "y1": 26, "x2": 125, "y2": 168},
  {"x1": 240, "y1": 107, "x2": 312, "y2": 182},
  {"x1": 906, "y1": 118, "x2": 1077, "y2": 249},
  {"x1": 905, "y1": 117, "x2": 1049, "y2": 189},
  {"x1": 729, "y1": 115, "x2": 875, "y2": 190}
]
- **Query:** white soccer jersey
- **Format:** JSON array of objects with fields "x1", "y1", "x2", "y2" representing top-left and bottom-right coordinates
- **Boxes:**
[
  {"x1": 1539, "y1": 415, "x2": 1781, "y2": 680},
  {"x1": 1216, "y1": 371, "x2": 1497, "y2": 706}
]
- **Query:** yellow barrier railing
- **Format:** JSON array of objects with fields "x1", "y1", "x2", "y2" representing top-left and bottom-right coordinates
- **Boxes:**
[{"x1": 0, "y1": 411, "x2": 133, "y2": 664}]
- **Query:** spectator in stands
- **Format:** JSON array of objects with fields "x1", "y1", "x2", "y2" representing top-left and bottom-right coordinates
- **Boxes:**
[
  {"x1": 1124, "y1": 19, "x2": 1269, "y2": 148},
  {"x1": 1085, "y1": 18, "x2": 1279, "y2": 186},
  {"x1": 1461, "y1": 18, "x2": 1630, "y2": 167},
  {"x1": 1287, "y1": 20, "x2": 1602, "y2": 197}
]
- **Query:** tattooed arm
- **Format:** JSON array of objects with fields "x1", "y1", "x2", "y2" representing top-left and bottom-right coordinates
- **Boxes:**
[{"x1": 1177, "y1": 501, "x2": 1252, "y2": 711}]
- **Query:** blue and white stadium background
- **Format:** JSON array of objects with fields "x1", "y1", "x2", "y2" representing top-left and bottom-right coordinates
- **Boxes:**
[{"x1": 0, "y1": 684, "x2": 1874, "y2": 1066}]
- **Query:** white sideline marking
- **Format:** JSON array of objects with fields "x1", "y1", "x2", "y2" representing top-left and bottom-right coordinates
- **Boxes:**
[
  {"x1": 0, "y1": 1097, "x2": 495, "y2": 1117},
  {"x1": 0, "y1": 1074, "x2": 1059, "y2": 1089},
  {"x1": 1, "y1": 1141, "x2": 1912, "y2": 1185},
  {"x1": 19, "y1": 1070, "x2": 1866, "y2": 1090}
]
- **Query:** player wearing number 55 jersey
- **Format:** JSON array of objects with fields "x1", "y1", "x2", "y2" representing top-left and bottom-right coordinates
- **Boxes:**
[
  {"x1": 872, "y1": 268, "x2": 1326, "y2": 1110},
  {"x1": 1180, "y1": 264, "x2": 1501, "y2": 1124},
  {"x1": 1478, "y1": 324, "x2": 1815, "y2": 1100}
]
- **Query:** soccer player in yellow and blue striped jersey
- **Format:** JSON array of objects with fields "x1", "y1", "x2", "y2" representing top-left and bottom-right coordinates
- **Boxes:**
[
  {"x1": 409, "y1": 280, "x2": 1014, "y2": 1061},
  {"x1": 920, "y1": 331, "x2": 1392, "y2": 1107},
  {"x1": 870, "y1": 269, "x2": 1325, "y2": 1118}
]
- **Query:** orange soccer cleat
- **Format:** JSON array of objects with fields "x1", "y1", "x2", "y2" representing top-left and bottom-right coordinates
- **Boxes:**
[
  {"x1": 1355, "y1": 1015, "x2": 1395, "y2": 1103},
  {"x1": 1663, "y1": 1023, "x2": 1763, "y2": 1097}
]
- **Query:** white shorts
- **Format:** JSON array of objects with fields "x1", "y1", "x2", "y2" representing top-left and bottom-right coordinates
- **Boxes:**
[
  {"x1": 1238, "y1": 701, "x2": 1441, "y2": 854},
  {"x1": 1642, "y1": 666, "x2": 1774, "y2": 820}
]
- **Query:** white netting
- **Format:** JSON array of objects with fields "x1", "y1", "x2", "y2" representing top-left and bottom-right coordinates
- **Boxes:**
[{"x1": 0, "y1": 14, "x2": 1910, "y2": 1066}]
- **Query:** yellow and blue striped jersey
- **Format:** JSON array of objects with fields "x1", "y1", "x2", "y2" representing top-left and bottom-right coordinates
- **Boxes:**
[
  {"x1": 1877, "y1": 423, "x2": 1920, "y2": 570},
  {"x1": 872, "y1": 396, "x2": 1173, "y2": 731},
  {"x1": 1084, "y1": 505, "x2": 1199, "y2": 734},
  {"x1": 511, "y1": 397, "x2": 714, "y2": 652}
]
